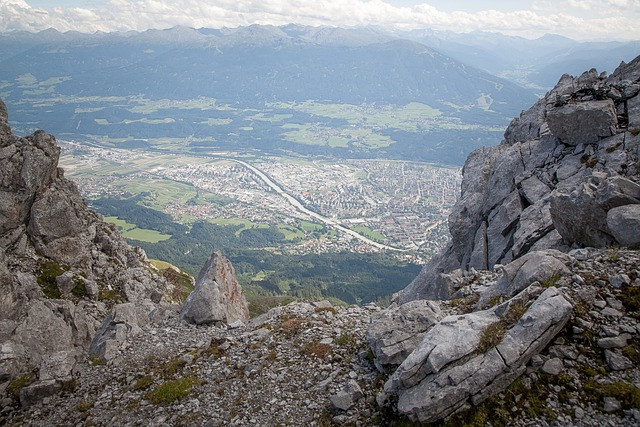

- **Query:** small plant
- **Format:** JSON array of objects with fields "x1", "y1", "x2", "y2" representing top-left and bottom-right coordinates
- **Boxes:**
[
  {"x1": 622, "y1": 341, "x2": 640, "y2": 364},
  {"x1": 450, "y1": 295, "x2": 480, "y2": 314},
  {"x1": 71, "y1": 276, "x2": 88, "y2": 299},
  {"x1": 314, "y1": 306, "x2": 337, "y2": 315},
  {"x1": 154, "y1": 357, "x2": 186, "y2": 380},
  {"x1": 88, "y1": 356, "x2": 104, "y2": 366},
  {"x1": 278, "y1": 316, "x2": 308, "y2": 337},
  {"x1": 36, "y1": 260, "x2": 69, "y2": 299},
  {"x1": 584, "y1": 380, "x2": 640, "y2": 410},
  {"x1": 541, "y1": 272, "x2": 562, "y2": 288},
  {"x1": 630, "y1": 128, "x2": 640, "y2": 136},
  {"x1": 133, "y1": 375, "x2": 154, "y2": 391},
  {"x1": 503, "y1": 299, "x2": 528, "y2": 324},
  {"x1": 302, "y1": 342, "x2": 333, "y2": 359},
  {"x1": 6, "y1": 373, "x2": 35, "y2": 399},
  {"x1": 606, "y1": 142, "x2": 623, "y2": 153},
  {"x1": 334, "y1": 333, "x2": 354, "y2": 346},
  {"x1": 580, "y1": 154, "x2": 598, "y2": 168},
  {"x1": 484, "y1": 295, "x2": 503, "y2": 309},
  {"x1": 619, "y1": 286, "x2": 640, "y2": 313},
  {"x1": 144, "y1": 376, "x2": 202, "y2": 405},
  {"x1": 204, "y1": 337, "x2": 228, "y2": 359},
  {"x1": 76, "y1": 400, "x2": 94, "y2": 413},
  {"x1": 477, "y1": 321, "x2": 506, "y2": 353}
]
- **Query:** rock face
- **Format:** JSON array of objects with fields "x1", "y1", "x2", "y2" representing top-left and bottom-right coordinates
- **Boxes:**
[
  {"x1": 365, "y1": 300, "x2": 442, "y2": 373},
  {"x1": 383, "y1": 288, "x2": 572, "y2": 423},
  {"x1": 370, "y1": 56, "x2": 640, "y2": 424},
  {"x1": 399, "y1": 56, "x2": 640, "y2": 303},
  {"x1": 0, "y1": 98, "x2": 166, "y2": 401},
  {"x1": 180, "y1": 251, "x2": 249, "y2": 325}
]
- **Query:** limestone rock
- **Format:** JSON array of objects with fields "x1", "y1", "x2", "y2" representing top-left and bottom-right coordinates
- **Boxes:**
[
  {"x1": 550, "y1": 182, "x2": 615, "y2": 247},
  {"x1": 329, "y1": 379, "x2": 363, "y2": 411},
  {"x1": 385, "y1": 288, "x2": 572, "y2": 423},
  {"x1": 366, "y1": 300, "x2": 442, "y2": 372},
  {"x1": 482, "y1": 250, "x2": 571, "y2": 302},
  {"x1": 607, "y1": 204, "x2": 640, "y2": 247},
  {"x1": 546, "y1": 100, "x2": 617, "y2": 146},
  {"x1": 180, "y1": 251, "x2": 249, "y2": 325},
  {"x1": 397, "y1": 58, "x2": 640, "y2": 304},
  {"x1": 12, "y1": 301, "x2": 74, "y2": 367},
  {"x1": 88, "y1": 302, "x2": 155, "y2": 361}
]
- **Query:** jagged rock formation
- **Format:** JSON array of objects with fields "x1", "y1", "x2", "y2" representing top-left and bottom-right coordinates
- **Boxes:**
[
  {"x1": 368, "y1": 56, "x2": 640, "y2": 424},
  {"x1": 179, "y1": 251, "x2": 249, "y2": 325},
  {"x1": 400, "y1": 56, "x2": 640, "y2": 303},
  {"x1": 0, "y1": 98, "x2": 166, "y2": 403}
]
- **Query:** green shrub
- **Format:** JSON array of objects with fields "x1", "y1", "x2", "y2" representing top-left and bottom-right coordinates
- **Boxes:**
[
  {"x1": 36, "y1": 260, "x2": 69, "y2": 299},
  {"x1": 585, "y1": 380, "x2": 640, "y2": 410},
  {"x1": 7, "y1": 373, "x2": 34, "y2": 399},
  {"x1": 144, "y1": 377, "x2": 201, "y2": 405}
]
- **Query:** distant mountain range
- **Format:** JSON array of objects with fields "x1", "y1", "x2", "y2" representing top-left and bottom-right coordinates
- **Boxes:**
[
  {"x1": 401, "y1": 29, "x2": 640, "y2": 91},
  {"x1": 0, "y1": 25, "x2": 636, "y2": 164}
]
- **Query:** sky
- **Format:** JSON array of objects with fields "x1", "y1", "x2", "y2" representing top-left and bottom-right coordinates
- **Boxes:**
[{"x1": 2, "y1": 0, "x2": 640, "y2": 40}]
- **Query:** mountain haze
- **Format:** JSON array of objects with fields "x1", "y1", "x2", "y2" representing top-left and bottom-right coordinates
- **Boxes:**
[{"x1": 0, "y1": 25, "x2": 538, "y2": 164}]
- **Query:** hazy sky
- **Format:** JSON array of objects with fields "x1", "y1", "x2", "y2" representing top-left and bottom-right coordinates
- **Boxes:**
[{"x1": 2, "y1": 0, "x2": 640, "y2": 40}]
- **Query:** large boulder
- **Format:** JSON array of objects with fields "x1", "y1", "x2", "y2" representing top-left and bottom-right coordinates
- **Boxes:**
[
  {"x1": 607, "y1": 204, "x2": 640, "y2": 247},
  {"x1": 366, "y1": 300, "x2": 442, "y2": 372},
  {"x1": 180, "y1": 251, "x2": 249, "y2": 325},
  {"x1": 383, "y1": 288, "x2": 572, "y2": 423},
  {"x1": 88, "y1": 302, "x2": 155, "y2": 361},
  {"x1": 546, "y1": 100, "x2": 617, "y2": 146}
]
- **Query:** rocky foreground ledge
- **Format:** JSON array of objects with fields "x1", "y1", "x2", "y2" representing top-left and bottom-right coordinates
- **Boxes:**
[{"x1": 2, "y1": 247, "x2": 639, "y2": 426}]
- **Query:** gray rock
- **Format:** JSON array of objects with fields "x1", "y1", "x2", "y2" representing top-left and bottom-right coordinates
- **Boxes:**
[
  {"x1": 180, "y1": 251, "x2": 249, "y2": 325},
  {"x1": 597, "y1": 334, "x2": 631, "y2": 349},
  {"x1": 12, "y1": 301, "x2": 74, "y2": 367},
  {"x1": 607, "y1": 204, "x2": 640, "y2": 247},
  {"x1": 55, "y1": 271, "x2": 77, "y2": 296},
  {"x1": 595, "y1": 176, "x2": 640, "y2": 210},
  {"x1": 603, "y1": 396, "x2": 622, "y2": 413},
  {"x1": 385, "y1": 287, "x2": 572, "y2": 423},
  {"x1": 366, "y1": 300, "x2": 442, "y2": 372},
  {"x1": 38, "y1": 350, "x2": 78, "y2": 381},
  {"x1": 329, "y1": 380, "x2": 363, "y2": 411},
  {"x1": 19, "y1": 379, "x2": 62, "y2": 408},
  {"x1": 89, "y1": 302, "x2": 153, "y2": 361},
  {"x1": 550, "y1": 183, "x2": 615, "y2": 247},
  {"x1": 609, "y1": 274, "x2": 631, "y2": 288},
  {"x1": 482, "y1": 250, "x2": 570, "y2": 302},
  {"x1": 541, "y1": 358, "x2": 564, "y2": 375},
  {"x1": 519, "y1": 175, "x2": 551, "y2": 205},
  {"x1": 546, "y1": 100, "x2": 617, "y2": 146},
  {"x1": 604, "y1": 349, "x2": 634, "y2": 371},
  {"x1": 629, "y1": 92, "x2": 640, "y2": 128}
]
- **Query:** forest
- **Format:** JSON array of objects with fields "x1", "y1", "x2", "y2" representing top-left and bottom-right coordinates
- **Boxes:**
[{"x1": 92, "y1": 196, "x2": 421, "y2": 305}]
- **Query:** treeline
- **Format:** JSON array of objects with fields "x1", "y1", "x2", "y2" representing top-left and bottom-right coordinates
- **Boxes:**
[{"x1": 91, "y1": 196, "x2": 420, "y2": 305}]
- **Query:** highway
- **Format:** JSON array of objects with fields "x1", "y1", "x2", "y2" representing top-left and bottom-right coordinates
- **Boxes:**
[{"x1": 227, "y1": 158, "x2": 405, "y2": 252}]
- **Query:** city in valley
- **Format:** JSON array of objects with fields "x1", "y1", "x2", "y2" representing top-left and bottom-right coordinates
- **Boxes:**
[{"x1": 60, "y1": 140, "x2": 461, "y2": 263}]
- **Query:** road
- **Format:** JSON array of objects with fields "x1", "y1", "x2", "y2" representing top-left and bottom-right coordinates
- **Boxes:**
[{"x1": 228, "y1": 158, "x2": 405, "y2": 252}]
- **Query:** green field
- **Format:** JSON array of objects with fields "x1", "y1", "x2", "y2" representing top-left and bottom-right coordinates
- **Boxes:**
[
  {"x1": 104, "y1": 216, "x2": 172, "y2": 243},
  {"x1": 351, "y1": 226, "x2": 386, "y2": 242}
]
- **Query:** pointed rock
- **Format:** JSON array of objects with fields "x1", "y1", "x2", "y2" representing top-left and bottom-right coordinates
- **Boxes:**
[{"x1": 180, "y1": 251, "x2": 249, "y2": 325}]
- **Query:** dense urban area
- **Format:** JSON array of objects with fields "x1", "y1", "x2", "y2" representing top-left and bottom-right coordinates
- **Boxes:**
[{"x1": 61, "y1": 140, "x2": 461, "y2": 261}]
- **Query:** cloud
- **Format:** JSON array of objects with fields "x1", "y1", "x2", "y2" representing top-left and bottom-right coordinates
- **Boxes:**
[{"x1": 1, "y1": 0, "x2": 639, "y2": 40}]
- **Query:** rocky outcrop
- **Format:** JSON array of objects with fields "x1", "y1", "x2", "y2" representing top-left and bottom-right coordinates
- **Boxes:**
[
  {"x1": 381, "y1": 287, "x2": 572, "y2": 423},
  {"x1": 365, "y1": 300, "x2": 442, "y2": 373},
  {"x1": 0, "y1": 98, "x2": 166, "y2": 402},
  {"x1": 371, "y1": 56, "x2": 640, "y2": 425},
  {"x1": 399, "y1": 56, "x2": 640, "y2": 303},
  {"x1": 180, "y1": 251, "x2": 249, "y2": 325}
]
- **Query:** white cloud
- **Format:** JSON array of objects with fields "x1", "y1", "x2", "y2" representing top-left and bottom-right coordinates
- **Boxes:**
[{"x1": 1, "y1": 0, "x2": 639, "y2": 40}]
